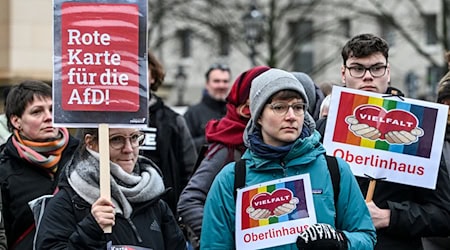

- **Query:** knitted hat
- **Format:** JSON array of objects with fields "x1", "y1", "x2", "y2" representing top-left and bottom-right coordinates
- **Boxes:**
[
  {"x1": 244, "y1": 68, "x2": 316, "y2": 141},
  {"x1": 438, "y1": 72, "x2": 450, "y2": 103},
  {"x1": 226, "y1": 66, "x2": 271, "y2": 107},
  {"x1": 291, "y1": 72, "x2": 316, "y2": 112}
]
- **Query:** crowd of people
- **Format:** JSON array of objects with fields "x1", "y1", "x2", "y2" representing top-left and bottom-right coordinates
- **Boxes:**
[{"x1": 0, "y1": 33, "x2": 449, "y2": 250}]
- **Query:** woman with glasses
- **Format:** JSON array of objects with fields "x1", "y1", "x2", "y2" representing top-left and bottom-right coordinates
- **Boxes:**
[
  {"x1": 35, "y1": 127, "x2": 186, "y2": 250},
  {"x1": 0, "y1": 80, "x2": 79, "y2": 250},
  {"x1": 201, "y1": 69, "x2": 376, "y2": 249}
]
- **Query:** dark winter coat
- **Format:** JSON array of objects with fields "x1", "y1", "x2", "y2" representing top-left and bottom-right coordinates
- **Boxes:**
[
  {"x1": 183, "y1": 93, "x2": 227, "y2": 151},
  {"x1": 317, "y1": 88, "x2": 450, "y2": 249},
  {"x1": 140, "y1": 95, "x2": 197, "y2": 216},
  {"x1": 177, "y1": 143, "x2": 244, "y2": 240},
  {"x1": 35, "y1": 183, "x2": 186, "y2": 250},
  {"x1": 0, "y1": 135, "x2": 79, "y2": 250},
  {"x1": 421, "y1": 127, "x2": 450, "y2": 250}
]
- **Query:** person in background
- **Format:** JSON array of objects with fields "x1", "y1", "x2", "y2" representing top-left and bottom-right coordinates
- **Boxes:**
[
  {"x1": 318, "y1": 33, "x2": 450, "y2": 249},
  {"x1": 422, "y1": 72, "x2": 450, "y2": 250},
  {"x1": 0, "y1": 87, "x2": 11, "y2": 145},
  {"x1": 0, "y1": 80, "x2": 79, "y2": 249},
  {"x1": 319, "y1": 81, "x2": 334, "y2": 97},
  {"x1": 319, "y1": 94, "x2": 331, "y2": 119},
  {"x1": 291, "y1": 72, "x2": 326, "y2": 121},
  {"x1": 184, "y1": 63, "x2": 231, "y2": 152},
  {"x1": 201, "y1": 68, "x2": 376, "y2": 249},
  {"x1": 140, "y1": 52, "x2": 197, "y2": 217},
  {"x1": 35, "y1": 127, "x2": 186, "y2": 249},
  {"x1": 177, "y1": 66, "x2": 270, "y2": 249}
]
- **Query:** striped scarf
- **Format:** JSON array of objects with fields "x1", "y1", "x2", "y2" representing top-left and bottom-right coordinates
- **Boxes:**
[{"x1": 12, "y1": 128, "x2": 69, "y2": 173}]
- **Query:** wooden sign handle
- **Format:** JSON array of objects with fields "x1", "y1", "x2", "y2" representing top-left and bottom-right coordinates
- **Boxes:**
[
  {"x1": 99, "y1": 124, "x2": 112, "y2": 233},
  {"x1": 365, "y1": 179, "x2": 377, "y2": 202}
]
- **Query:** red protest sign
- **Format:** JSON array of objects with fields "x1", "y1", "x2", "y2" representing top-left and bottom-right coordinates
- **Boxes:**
[{"x1": 60, "y1": 3, "x2": 139, "y2": 112}]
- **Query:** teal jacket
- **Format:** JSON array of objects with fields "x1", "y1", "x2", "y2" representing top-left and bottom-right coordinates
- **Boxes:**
[{"x1": 201, "y1": 131, "x2": 376, "y2": 249}]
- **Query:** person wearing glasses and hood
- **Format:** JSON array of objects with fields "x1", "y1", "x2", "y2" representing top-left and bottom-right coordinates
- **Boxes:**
[
  {"x1": 35, "y1": 128, "x2": 186, "y2": 250},
  {"x1": 184, "y1": 63, "x2": 231, "y2": 152},
  {"x1": 201, "y1": 68, "x2": 376, "y2": 249}
]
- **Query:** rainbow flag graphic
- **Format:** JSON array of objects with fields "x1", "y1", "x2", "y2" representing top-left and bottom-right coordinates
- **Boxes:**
[
  {"x1": 240, "y1": 179, "x2": 309, "y2": 230},
  {"x1": 333, "y1": 92, "x2": 437, "y2": 158}
]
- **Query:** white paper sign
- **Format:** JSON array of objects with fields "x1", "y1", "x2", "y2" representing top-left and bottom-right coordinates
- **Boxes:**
[
  {"x1": 235, "y1": 174, "x2": 317, "y2": 249},
  {"x1": 323, "y1": 86, "x2": 448, "y2": 189}
]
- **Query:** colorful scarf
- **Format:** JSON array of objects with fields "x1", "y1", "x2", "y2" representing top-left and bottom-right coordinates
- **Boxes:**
[
  {"x1": 12, "y1": 128, "x2": 69, "y2": 173},
  {"x1": 67, "y1": 149, "x2": 165, "y2": 219},
  {"x1": 205, "y1": 103, "x2": 248, "y2": 148}
]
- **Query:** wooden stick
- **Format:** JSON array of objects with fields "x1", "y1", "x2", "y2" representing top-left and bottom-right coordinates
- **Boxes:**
[
  {"x1": 99, "y1": 124, "x2": 112, "y2": 233},
  {"x1": 365, "y1": 179, "x2": 377, "y2": 202}
]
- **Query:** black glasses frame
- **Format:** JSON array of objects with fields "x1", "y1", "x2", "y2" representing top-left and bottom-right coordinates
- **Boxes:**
[{"x1": 345, "y1": 65, "x2": 388, "y2": 78}]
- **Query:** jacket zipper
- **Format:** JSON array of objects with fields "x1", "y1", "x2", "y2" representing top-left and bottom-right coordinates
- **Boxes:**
[{"x1": 127, "y1": 217, "x2": 143, "y2": 243}]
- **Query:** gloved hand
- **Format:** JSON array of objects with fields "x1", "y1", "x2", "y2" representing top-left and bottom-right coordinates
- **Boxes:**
[{"x1": 296, "y1": 223, "x2": 348, "y2": 250}]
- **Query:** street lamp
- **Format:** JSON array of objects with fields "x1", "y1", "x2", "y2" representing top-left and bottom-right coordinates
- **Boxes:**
[
  {"x1": 242, "y1": 0, "x2": 265, "y2": 66},
  {"x1": 175, "y1": 65, "x2": 187, "y2": 106}
]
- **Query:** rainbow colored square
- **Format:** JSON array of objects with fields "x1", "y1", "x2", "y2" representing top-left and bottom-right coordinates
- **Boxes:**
[{"x1": 332, "y1": 92, "x2": 437, "y2": 159}]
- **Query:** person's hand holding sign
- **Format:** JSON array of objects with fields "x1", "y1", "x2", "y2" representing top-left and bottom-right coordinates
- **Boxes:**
[
  {"x1": 246, "y1": 207, "x2": 271, "y2": 220},
  {"x1": 346, "y1": 116, "x2": 381, "y2": 140},
  {"x1": 346, "y1": 105, "x2": 424, "y2": 144},
  {"x1": 91, "y1": 197, "x2": 115, "y2": 231},
  {"x1": 273, "y1": 201, "x2": 297, "y2": 216},
  {"x1": 385, "y1": 128, "x2": 423, "y2": 144}
]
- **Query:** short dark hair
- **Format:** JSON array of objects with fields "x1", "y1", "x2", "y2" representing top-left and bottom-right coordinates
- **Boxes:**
[
  {"x1": 204, "y1": 63, "x2": 230, "y2": 81},
  {"x1": 341, "y1": 34, "x2": 389, "y2": 65},
  {"x1": 148, "y1": 51, "x2": 165, "y2": 91},
  {"x1": 268, "y1": 90, "x2": 303, "y2": 103},
  {"x1": 5, "y1": 80, "x2": 52, "y2": 132},
  {"x1": 2, "y1": 86, "x2": 10, "y2": 107}
]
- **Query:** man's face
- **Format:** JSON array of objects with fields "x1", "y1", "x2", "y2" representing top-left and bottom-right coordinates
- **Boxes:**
[
  {"x1": 341, "y1": 52, "x2": 390, "y2": 94},
  {"x1": 206, "y1": 69, "x2": 231, "y2": 101}
]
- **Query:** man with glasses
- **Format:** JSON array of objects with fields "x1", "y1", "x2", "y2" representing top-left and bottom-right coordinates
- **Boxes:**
[
  {"x1": 319, "y1": 33, "x2": 450, "y2": 250},
  {"x1": 184, "y1": 63, "x2": 231, "y2": 152}
]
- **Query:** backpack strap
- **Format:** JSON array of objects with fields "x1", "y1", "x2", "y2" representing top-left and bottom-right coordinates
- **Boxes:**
[
  {"x1": 233, "y1": 159, "x2": 246, "y2": 200},
  {"x1": 190, "y1": 144, "x2": 209, "y2": 179},
  {"x1": 325, "y1": 155, "x2": 340, "y2": 207}
]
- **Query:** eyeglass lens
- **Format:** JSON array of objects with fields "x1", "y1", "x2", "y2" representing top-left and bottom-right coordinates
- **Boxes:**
[
  {"x1": 347, "y1": 65, "x2": 387, "y2": 78},
  {"x1": 270, "y1": 103, "x2": 305, "y2": 116},
  {"x1": 109, "y1": 133, "x2": 144, "y2": 149}
]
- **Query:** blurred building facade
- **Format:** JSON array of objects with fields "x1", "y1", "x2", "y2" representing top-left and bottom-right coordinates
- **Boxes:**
[{"x1": 0, "y1": 0, "x2": 449, "y2": 111}]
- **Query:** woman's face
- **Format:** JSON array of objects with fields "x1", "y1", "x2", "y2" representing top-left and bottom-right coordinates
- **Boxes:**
[
  {"x1": 258, "y1": 98, "x2": 305, "y2": 147},
  {"x1": 11, "y1": 96, "x2": 58, "y2": 141},
  {"x1": 89, "y1": 128, "x2": 142, "y2": 174}
]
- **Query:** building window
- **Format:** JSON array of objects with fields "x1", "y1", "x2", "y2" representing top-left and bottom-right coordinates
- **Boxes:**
[
  {"x1": 290, "y1": 20, "x2": 314, "y2": 73},
  {"x1": 339, "y1": 18, "x2": 351, "y2": 38},
  {"x1": 216, "y1": 26, "x2": 230, "y2": 56},
  {"x1": 177, "y1": 29, "x2": 192, "y2": 58},
  {"x1": 424, "y1": 14, "x2": 437, "y2": 45},
  {"x1": 379, "y1": 17, "x2": 395, "y2": 46}
]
